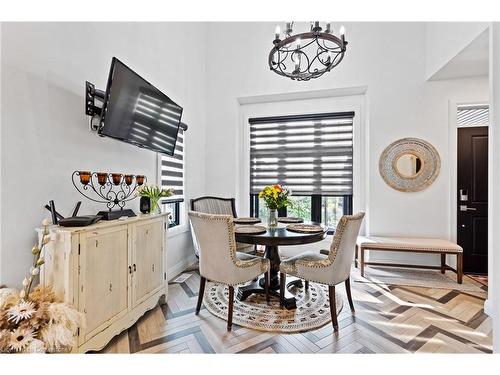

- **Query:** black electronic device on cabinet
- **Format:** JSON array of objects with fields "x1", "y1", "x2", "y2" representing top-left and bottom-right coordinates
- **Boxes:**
[{"x1": 44, "y1": 200, "x2": 102, "y2": 227}]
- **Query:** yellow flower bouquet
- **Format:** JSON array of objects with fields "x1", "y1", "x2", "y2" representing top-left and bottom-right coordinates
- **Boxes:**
[
  {"x1": 258, "y1": 184, "x2": 291, "y2": 227},
  {"x1": 258, "y1": 184, "x2": 291, "y2": 210}
]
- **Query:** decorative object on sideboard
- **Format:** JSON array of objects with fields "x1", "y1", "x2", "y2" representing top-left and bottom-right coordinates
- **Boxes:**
[
  {"x1": 137, "y1": 185, "x2": 174, "y2": 214},
  {"x1": 72, "y1": 171, "x2": 146, "y2": 220},
  {"x1": 379, "y1": 138, "x2": 441, "y2": 192},
  {"x1": 139, "y1": 196, "x2": 151, "y2": 214},
  {"x1": 258, "y1": 184, "x2": 291, "y2": 228},
  {"x1": 269, "y1": 21, "x2": 348, "y2": 81},
  {"x1": 0, "y1": 219, "x2": 83, "y2": 353}
]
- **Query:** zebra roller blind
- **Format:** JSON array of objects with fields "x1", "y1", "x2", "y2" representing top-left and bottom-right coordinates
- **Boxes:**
[
  {"x1": 160, "y1": 127, "x2": 184, "y2": 202},
  {"x1": 457, "y1": 104, "x2": 489, "y2": 127},
  {"x1": 249, "y1": 112, "x2": 354, "y2": 196}
]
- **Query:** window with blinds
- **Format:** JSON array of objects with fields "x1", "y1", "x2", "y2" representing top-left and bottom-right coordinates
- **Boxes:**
[
  {"x1": 249, "y1": 112, "x2": 354, "y2": 196},
  {"x1": 160, "y1": 127, "x2": 184, "y2": 202},
  {"x1": 457, "y1": 104, "x2": 489, "y2": 127}
]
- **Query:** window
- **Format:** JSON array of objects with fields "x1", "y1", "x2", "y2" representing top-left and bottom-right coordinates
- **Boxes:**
[
  {"x1": 249, "y1": 112, "x2": 354, "y2": 232},
  {"x1": 457, "y1": 104, "x2": 489, "y2": 127},
  {"x1": 288, "y1": 196, "x2": 312, "y2": 219},
  {"x1": 160, "y1": 127, "x2": 184, "y2": 228}
]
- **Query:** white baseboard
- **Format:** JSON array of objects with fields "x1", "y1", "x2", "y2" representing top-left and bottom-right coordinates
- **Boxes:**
[{"x1": 167, "y1": 253, "x2": 197, "y2": 281}]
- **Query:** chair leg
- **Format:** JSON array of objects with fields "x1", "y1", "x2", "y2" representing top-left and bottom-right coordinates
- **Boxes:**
[
  {"x1": 195, "y1": 276, "x2": 206, "y2": 315},
  {"x1": 328, "y1": 285, "x2": 339, "y2": 332},
  {"x1": 304, "y1": 280, "x2": 309, "y2": 291},
  {"x1": 345, "y1": 277, "x2": 355, "y2": 312},
  {"x1": 360, "y1": 248, "x2": 365, "y2": 277},
  {"x1": 264, "y1": 271, "x2": 270, "y2": 303},
  {"x1": 279, "y1": 272, "x2": 286, "y2": 308},
  {"x1": 457, "y1": 253, "x2": 463, "y2": 284},
  {"x1": 227, "y1": 285, "x2": 234, "y2": 331}
]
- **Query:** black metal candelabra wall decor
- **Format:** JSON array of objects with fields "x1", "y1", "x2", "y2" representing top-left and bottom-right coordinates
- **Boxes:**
[{"x1": 72, "y1": 171, "x2": 146, "y2": 220}]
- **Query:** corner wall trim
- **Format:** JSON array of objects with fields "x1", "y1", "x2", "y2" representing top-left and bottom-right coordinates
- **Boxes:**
[
  {"x1": 484, "y1": 298, "x2": 494, "y2": 317},
  {"x1": 237, "y1": 86, "x2": 368, "y2": 105}
]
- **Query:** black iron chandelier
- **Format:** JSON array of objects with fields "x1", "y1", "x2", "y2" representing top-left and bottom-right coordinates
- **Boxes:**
[{"x1": 269, "y1": 22, "x2": 348, "y2": 81}]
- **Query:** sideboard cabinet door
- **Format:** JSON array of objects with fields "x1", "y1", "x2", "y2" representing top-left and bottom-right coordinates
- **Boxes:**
[
  {"x1": 79, "y1": 225, "x2": 129, "y2": 342},
  {"x1": 132, "y1": 218, "x2": 165, "y2": 307}
]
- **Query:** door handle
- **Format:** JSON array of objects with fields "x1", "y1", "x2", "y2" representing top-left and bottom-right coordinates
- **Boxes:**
[{"x1": 459, "y1": 205, "x2": 477, "y2": 211}]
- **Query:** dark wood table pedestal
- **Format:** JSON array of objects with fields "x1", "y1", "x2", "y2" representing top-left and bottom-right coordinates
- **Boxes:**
[
  {"x1": 235, "y1": 224, "x2": 327, "y2": 310},
  {"x1": 237, "y1": 245, "x2": 300, "y2": 309}
]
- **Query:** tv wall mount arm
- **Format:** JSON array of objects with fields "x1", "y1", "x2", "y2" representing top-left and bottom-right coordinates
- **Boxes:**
[
  {"x1": 85, "y1": 81, "x2": 105, "y2": 131},
  {"x1": 84, "y1": 81, "x2": 188, "y2": 132}
]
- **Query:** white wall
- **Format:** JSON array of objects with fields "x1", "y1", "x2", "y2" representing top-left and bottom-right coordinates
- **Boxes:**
[
  {"x1": 0, "y1": 23, "x2": 207, "y2": 287},
  {"x1": 489, "y1": 22, "x2": 500, "y2": 352},
  {"x1": 425, "y1": 22, "x2": 489, "y2": 80},
  {"x1": 0, "y1": 24, "x2": 2, "y2": 285},
  {"x1": 204, "y1": 22, "x2": 489, "y2": 265}
]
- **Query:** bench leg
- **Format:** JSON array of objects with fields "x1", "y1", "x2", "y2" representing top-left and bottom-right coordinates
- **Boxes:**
[
  {"x1": 355, "y1": 245, "x2": 359, "y2": 268},
  {"x1": 360, "y1": 248, "x2": 365, "y2": 277},
  {"x1": 440, "y1": 254, "x2": 446, "y2": 274},
  {"x1": 457, "y1": 253, "x2": 463, "y2": 284}
]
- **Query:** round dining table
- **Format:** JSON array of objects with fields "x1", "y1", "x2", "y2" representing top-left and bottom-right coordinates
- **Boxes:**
[{"x1": 235, "y1": 222, "x2": 328, "y2": 310}]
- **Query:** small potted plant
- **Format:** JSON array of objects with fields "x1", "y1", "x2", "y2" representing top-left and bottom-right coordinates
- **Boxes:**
[
  {"x1": 258, "y1": 184, "x2": 291, "y2": 228},
  {"x1": 137, "y1": 185, "x2": 174, "y2": 214}
]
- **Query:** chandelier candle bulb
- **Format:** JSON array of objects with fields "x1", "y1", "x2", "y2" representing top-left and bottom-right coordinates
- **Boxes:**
[
  {"x1": 286, "y1": 22, "x2": 292, "y2": 34},
  {"x1": 325, "y1": 22, "x2": 331, "y2": 33}
]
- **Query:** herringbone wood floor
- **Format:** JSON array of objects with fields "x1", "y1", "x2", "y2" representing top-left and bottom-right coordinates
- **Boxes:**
[{"x1": 99, "y1": 269, "x2": 491, "y2": 354}]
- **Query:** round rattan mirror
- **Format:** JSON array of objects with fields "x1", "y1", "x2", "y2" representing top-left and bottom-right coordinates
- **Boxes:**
[{"x1": 379, "y1": 138, "x2": 440, "y2": 192}]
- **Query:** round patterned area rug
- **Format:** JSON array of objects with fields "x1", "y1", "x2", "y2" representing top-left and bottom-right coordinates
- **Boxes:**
[{"x1": 203, "y1": 281, "x2": 343, "y2": 333}]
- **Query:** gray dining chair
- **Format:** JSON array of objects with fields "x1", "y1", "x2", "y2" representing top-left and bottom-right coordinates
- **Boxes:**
[
  {"x1": 279, "y1": 212, "x2": 365, "y2": 331},
  {"x1": 188, "y1": 211, "x2": 270, "y2": 331},
  {"x1": 190, "y1": 196, "x2": 255, "y2": 255}
]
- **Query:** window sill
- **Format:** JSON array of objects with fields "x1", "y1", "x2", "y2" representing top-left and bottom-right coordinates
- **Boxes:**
[{"x1": 167, "y1": 224, "x2": 189, "y2": 238}]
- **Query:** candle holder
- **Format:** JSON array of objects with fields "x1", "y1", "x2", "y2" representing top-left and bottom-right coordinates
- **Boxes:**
[{"x1": 72, "y1": 171, "x2": 146, "y2": 220}]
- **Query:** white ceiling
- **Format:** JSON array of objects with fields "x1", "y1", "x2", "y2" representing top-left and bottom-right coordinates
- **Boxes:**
[{"x1": 429, "y1": 29, "x2": 489, "y2": 81}]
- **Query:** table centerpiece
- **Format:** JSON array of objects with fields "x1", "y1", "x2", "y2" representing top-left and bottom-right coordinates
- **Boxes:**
[{"x1": 258, "y1": 184, "x2": 291, "y2": 228}]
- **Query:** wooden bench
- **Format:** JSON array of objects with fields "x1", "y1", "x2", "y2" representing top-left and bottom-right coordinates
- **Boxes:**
[{"x1": 356, "y1": 236, "x2": 464, "y2": 284}]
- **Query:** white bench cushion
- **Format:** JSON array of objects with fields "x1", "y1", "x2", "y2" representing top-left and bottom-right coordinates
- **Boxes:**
[{"x1": 357, "y1": 236, "x2": 463, "y2": 253}]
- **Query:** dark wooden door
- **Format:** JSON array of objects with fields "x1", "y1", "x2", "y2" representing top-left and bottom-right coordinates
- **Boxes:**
[{"x1": 457, "y1": 126, "x2": 488, "y2": 274}]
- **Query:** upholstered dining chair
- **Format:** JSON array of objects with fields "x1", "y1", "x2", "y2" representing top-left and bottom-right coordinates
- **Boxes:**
[
  {"x1": 279, "y1": 212, "x2": 365, "y2": 332},
  {"x1": 188, "y1": 211, "x2": 270, "y2": 331},
  {"x1": 190, "y1": 196, "x2": 255, "y2": 255}
]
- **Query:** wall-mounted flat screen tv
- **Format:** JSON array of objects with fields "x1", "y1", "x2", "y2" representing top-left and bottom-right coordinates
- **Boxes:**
[{"x1": 98, "y1": 57, "x2": 183, "y2": 156}]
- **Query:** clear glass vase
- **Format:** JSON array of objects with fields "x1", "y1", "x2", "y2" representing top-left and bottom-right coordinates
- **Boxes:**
[
  {"x1": 268, "y1": 209, "x2": 278, "y2": 228},
  {"x1": 149, "y1": 197, "x2": 161, "y2": 214}
]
